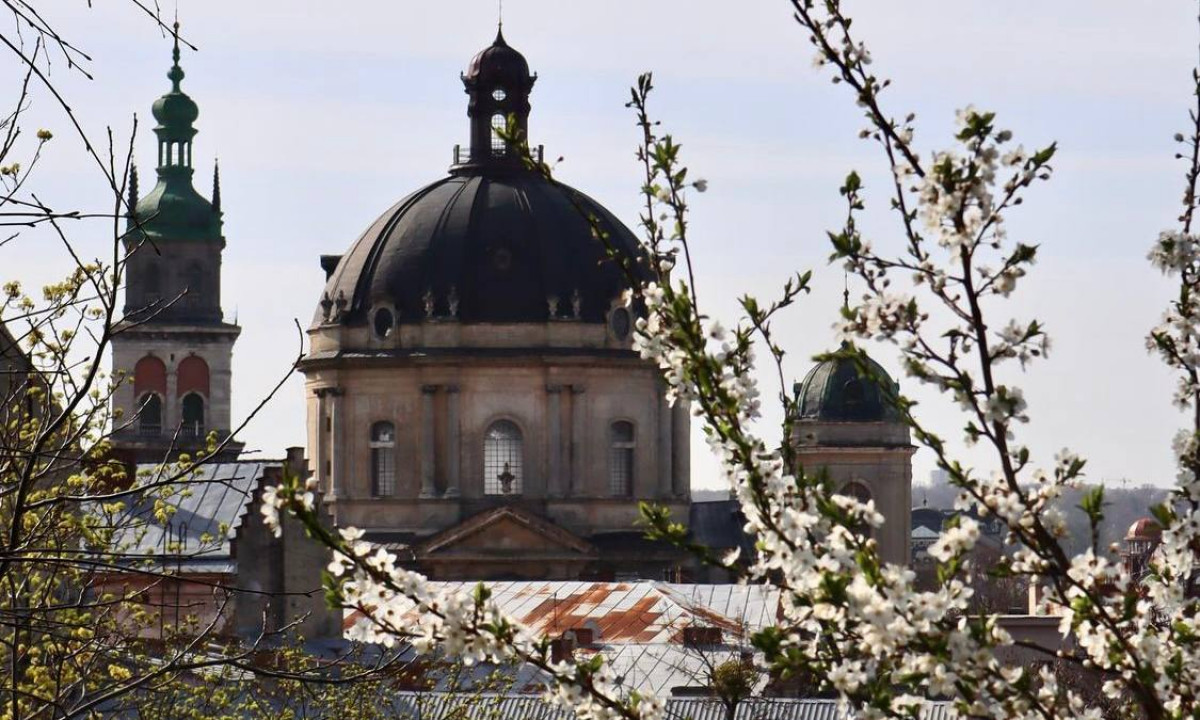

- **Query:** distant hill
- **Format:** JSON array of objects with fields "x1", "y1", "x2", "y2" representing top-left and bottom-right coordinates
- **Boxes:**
[{"x1": 915, "y1": 475, "x2": 1171, "y2": 557}]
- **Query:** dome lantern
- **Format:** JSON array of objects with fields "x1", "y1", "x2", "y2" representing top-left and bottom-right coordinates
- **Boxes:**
[
  {"x1": 461, "y1": 26, "x2": 537, "y2": 168},
  {"x1": 150, "y1": 23, "x2": 200, "y2": 175}
]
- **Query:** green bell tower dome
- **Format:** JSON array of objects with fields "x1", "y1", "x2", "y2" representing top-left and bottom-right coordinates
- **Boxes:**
[
  {"x1": 127, "y1": 23, "x2": 221, "y2": 253},
  {"x1": 113, "y1": 24, "x2": 241, "y2": 464}
]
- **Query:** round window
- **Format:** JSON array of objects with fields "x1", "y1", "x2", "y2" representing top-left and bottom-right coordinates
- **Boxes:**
[
  {"x1": 492, "y1": 87, "x2": 507, "y2": 102},
  {"x1": 609, "y1": 307, "x2": 632, "y2": 340},
  {"x1": 373, "y1": 307, "x2": 394, "y2": 338}
]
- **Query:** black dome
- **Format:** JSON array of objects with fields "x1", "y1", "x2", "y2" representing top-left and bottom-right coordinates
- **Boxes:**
[
  {"x1": 795, "y1": 351, "x2": 901, "y2": 423},
  {"x1": 317, "y1": 170, "x2": 647, "y2": 326},
  {"x1": 465, "y1": 28, "x2": 531, "y2": 87}
]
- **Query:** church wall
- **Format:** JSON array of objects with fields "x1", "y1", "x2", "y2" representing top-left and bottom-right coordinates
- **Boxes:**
[
  {"x1": 124, "y1": 238, "x2": 225, "y2": 322},
  {"x1": 305, "y1": 353, "x2": 685, "y2": 538},
  {"x1": 112, "y1": 329, "x2": 235, "y2": 441},
  {"x1": 796, "y1": 443, "x2": 914, "y2": 566}
]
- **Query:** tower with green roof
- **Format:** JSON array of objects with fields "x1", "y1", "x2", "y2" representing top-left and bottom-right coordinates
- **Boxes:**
[{"x1": 111, "y1": 25, "x2": 242, "y2": 463}]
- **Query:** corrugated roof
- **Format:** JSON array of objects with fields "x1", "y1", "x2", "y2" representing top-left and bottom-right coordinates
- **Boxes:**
[
  {"x1": 100, "y1": 461, "x2": 267, "y2": 570},
  {"x1": 348, "y1": 581, "x2": 779, "y2": 646},
  {"x1": 345, "y1": 581, "x2": 781, "y2": 697},
  {"x1": 383, "y1": 695, "x2": 953, "y2": 720}
]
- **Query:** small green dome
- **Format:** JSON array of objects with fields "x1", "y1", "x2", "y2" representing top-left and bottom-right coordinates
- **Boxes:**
[
  {"x1": 150, "y1": 24, "x2": 198, "y2": 137},
  {"x1": 795, "y1": 350, "x2": 901, "y2": 423},
  {"x1": 152, "y1": 89, "x2": 198, "y2": 129}
]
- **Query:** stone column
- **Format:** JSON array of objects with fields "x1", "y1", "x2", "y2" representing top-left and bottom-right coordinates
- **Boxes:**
[
  {"x1": 313, "y1": 390, "x2": 327, "y2": 494},
  {"x1": 420, "y1": 385, "x2": 438, "y2": 498},
  {"x1": 569, "y1": 385, "x2": 586, "y2": 496},
  {"x1": 444, "y1": 385, "x2": 461, "y2": 498},
  {"x1": 329, "y1": 388, "x2": 345, "y2": 499},
  {"x1": 671, "y1": 399, "x2": 690, "y2": 496},
  {"x1": 656, "y1": 381, "x2": 672, "y2": 498},
  {"x1": 166, "y1": 365, "x2": 179, "y2": 433},
  {"x1": 546, "y1": 385, "x2": 563, "y2": 497}
]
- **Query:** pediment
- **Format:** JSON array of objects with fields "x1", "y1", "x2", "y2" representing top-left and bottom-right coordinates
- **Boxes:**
[{"x1": 416, "y1": 506, "x2": 596, "y2": 559}]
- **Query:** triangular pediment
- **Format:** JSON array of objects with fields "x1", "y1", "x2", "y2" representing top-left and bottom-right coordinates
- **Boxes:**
[{"x1": 416, "y1": 506, "x2": 596, "y2": 559}]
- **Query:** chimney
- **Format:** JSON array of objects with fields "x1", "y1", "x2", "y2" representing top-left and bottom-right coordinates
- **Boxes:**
[
  {"x1": 550, "y1": 635, "x2": 577, "y2": 664},
  {"x1": 569, "y1": 627, "x2": 595, "y2": 646},
  {"x1": 285, "y1": 446, "x2": 306, "y2": 477},
  {"x1": 682, "y1": 626, "x2": 723, "y2": 646}
]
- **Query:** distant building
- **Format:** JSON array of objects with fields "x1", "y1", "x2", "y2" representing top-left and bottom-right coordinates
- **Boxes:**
[
  {"x1": 110, "y1": 29, "x2": 241, "y2": 465},
  {"x1": 792, "y1": 350, "x2": 915, "y2": 566},
  {"x1": 1122, "y1": 517, "x2": 1163, "y2": 582}
]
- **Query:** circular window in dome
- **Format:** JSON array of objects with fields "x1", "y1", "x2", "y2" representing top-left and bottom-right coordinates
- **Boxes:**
[
  {"x1": 609, "y1": 307, "x2": 632, "y2": 340},
  {"x1": 492, "y1": 87, "x2": 507, "y2": 102},
  {"x1": 373, "y1": 307, "x2": 395, "y2": 339}
]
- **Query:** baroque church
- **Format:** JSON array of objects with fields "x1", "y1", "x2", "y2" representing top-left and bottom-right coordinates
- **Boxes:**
[{"x1": 110, "y1": 27, "x2": 914, "y2": 593}]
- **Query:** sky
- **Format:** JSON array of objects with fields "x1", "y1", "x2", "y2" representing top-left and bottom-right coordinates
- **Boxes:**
[{"x1": 6, "y1": 1, "x2": 1199, "y2": 491}]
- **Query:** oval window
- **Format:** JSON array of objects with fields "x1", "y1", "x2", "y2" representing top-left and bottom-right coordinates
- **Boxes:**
[
  {"x1": 373, "y1": 307, "x2": 394, "y2": 338},
  {"x1": 492, "y1": 87, "x2": 507, "y2": 102}
]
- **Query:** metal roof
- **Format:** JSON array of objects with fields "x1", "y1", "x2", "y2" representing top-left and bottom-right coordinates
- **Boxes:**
[
  {"x1": 348, "y1": 581, "x2": 779, "y2": 645},
  {"x1": 384, "y1": 694, "x2": 954, "y2": 720},
  {"x1": 99, "y1": 461, "x2": 267, "y2": 571},
  {"x1": 346, "y1": 581, "x2": 781, "y2": 697}
]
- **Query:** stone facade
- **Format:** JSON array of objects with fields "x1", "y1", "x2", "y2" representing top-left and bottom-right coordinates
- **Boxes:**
[
  {"x1": 794, "y1": 424, "x2": 914, "y2": 567},
  {"x1": 110, "y1": 323, "x2": 239, "y2": 460},
  {"x1": 302, "y1": 318, "x2": 691, "y2": 580}
]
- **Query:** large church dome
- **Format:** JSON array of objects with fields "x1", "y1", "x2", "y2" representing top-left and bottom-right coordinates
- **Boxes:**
[
  {"x1": 318, "y1": 172, "x2": 644, "y2": 326},
  {"x1": 315, "y1": 29, "x2": 646, "y2": 328}
]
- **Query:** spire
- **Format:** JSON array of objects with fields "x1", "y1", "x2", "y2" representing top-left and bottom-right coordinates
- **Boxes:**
[
  {"x1": 212, "y1": 159, "x2": 221, "y2": 214},
  {"x1": 128, "y1": 163, "x2": 139, "y2": 212},
  {"x1": 151, "y1": 21, "x2": 199, "y2": 174},
  {"x1": 168, "y1": 22, "x2": 184, "y2": 92}
]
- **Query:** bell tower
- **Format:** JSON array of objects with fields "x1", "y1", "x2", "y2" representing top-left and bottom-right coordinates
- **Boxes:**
[{"x1": 111, "y1": 24, "x2": 242, "y2": 463}]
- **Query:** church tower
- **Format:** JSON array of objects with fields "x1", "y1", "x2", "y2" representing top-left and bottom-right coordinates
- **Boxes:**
[
  {"x1": 111, "y1": 25, "x2": 242, "y2": 463},
  {"x1": 792, "y1": 350, "x2": 915, "y2": 566}
]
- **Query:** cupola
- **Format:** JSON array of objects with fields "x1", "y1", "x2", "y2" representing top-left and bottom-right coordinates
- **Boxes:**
[{"x1": 461, "y1": 26, "x2": 537, "y2": 168}]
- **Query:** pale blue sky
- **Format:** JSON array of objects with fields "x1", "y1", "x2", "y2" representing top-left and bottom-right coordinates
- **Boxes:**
[{"x1": 9, "y1": 1, "x2": 1197, "y2": 490}]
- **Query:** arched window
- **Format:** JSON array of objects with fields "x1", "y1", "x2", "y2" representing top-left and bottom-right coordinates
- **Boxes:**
[
  {"x1": 841, "y1": 481, "x2": 872, "y2": 504},
  {"x1": 490, "y1": 114, "x2": 507, "y2": 155},
  {"x1": 609, "y1": 421, "x2": 635, "y2": 496},
  {"x1": 138, "y1": 393, "x2": 162, "y2": 436},
  {"x1": 181, "y1": 392, "x2": 205, "y2": 438},
  {"x1": 839, "y1": 481, "x2": 873, "y2": 536},
  {"x1": 484, "y1": 420, "x2": 523, "y2": 495},
  {"x1": 133, "y1": 355, "x2": 167, "y2": 398},
  {"x1": 176, "y1": 356, "x2": 210, "y2": 397},
  {"x1": 370, "y1": 421, "x2": 396, "y2": 497}
]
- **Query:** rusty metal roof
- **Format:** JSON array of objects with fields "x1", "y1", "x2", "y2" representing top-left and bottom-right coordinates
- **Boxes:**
[
  {"x1": 345, "y1": 581, "x2": 780, "y2": 697},
  {"x1": 353, "y1": 581, "x2": 778, "y2": 645}
]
